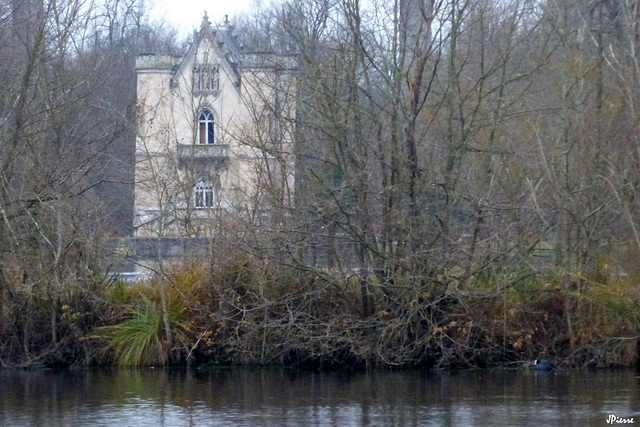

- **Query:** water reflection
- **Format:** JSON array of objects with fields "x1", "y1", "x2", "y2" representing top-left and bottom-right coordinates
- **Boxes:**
[{"x1": 0, "y1": 367, "x2": 638, "y2": 426}]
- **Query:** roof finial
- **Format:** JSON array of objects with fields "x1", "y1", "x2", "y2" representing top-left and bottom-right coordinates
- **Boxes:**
[{"x1": 201, "y1": 11, "x2": 211, "y2": 28}]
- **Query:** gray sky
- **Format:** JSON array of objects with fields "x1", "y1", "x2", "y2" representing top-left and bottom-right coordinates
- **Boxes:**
[{"x1": 149, "y1": 0, "x2": 270, "y2": 35}]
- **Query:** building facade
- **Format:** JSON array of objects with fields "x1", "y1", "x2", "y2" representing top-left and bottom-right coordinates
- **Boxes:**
[{"x1": 134, "y1": 14, "x2": 295, "y2": 238}]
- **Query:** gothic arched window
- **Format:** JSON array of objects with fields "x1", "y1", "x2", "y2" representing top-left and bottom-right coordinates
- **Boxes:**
[
  {"x1": 198, "y1": 110, "x2": 215, "y2": 144},
  {"x1": 194, "y1": 181, "x2": 215, "y2": 209},
  {"x1": 194, "y1": 66, "x2": 219, "y2": 92}
]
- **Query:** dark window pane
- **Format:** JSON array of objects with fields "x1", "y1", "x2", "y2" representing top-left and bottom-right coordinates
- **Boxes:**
[
  {"x1": 205, "y1": 189, "x2": 214, "y2": 207},
  {"x1": 207, "y1": 122, "x2": 214, "y2": 144},
  {"x1": 199, "y1": 122, "x2": 206, "y2": 144}
]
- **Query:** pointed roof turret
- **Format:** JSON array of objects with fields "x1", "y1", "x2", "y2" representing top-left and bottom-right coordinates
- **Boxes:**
[{"x1": 201, "y1": 11, "x2": 211, "y2": 30}]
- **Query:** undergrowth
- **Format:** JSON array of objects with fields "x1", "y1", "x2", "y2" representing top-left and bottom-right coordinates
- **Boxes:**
[{"x1": 1, "y1": 250, "x2": 639, "y2": 369}]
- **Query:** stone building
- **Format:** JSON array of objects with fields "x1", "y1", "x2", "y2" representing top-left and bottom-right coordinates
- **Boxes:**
[{"x1": 134, "y1": 13, "x2": 295, "y2": 238}]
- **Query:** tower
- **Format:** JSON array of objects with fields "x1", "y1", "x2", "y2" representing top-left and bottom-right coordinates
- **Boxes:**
[{"x1": 133, "y1": 14, "x2": 295, "y2": 238}]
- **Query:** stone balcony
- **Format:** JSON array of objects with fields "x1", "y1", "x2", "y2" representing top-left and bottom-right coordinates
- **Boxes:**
[
  {"x1": 177, "y1": 144, "x2": 229, "y2": 170},
  {"x1": 178, "y1": 144, "x2": 229, "y2": 159}
]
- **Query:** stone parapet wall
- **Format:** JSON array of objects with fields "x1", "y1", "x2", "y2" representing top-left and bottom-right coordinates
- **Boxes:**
[{"x1": 136, "y1": 54, "x2": 182, "y2": 71}]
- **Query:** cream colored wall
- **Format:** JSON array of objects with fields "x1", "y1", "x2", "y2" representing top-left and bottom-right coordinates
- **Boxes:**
[
  {"x1": 134, "y1": 37, "x2": 295, "y2": 237},
  {"x1": 239, "y1": 64, "x2": 297, "y2": 208},
  {"x1": 135, "y1": 56, "x2": 177, "y2": 236}
]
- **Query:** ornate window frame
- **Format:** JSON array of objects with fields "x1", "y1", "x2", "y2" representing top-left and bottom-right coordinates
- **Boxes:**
[
  {"x1": 198, "y1": 110, "x2": 215, "y2": 144},
  {"x1": 194, "y1": 181, "x2": 215, "y2": 209}
]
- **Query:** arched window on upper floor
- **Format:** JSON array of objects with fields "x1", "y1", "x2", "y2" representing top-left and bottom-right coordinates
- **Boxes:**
[{"x1": 198, "y1": 110, "x2": 215, "y2": 144}]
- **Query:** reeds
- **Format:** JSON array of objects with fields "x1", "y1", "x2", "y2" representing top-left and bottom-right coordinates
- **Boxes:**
[{"x1": 101, "y1": 297, "x2": 167, "y2": 366}]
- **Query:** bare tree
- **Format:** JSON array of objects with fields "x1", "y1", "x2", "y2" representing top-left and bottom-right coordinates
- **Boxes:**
[{"x1": 0, "y1": 0, "x2": 183, "y2": 365}]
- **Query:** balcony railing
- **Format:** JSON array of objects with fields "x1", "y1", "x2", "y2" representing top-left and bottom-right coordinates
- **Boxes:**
[{"x1": 177, "y1": 144, "x2": 229, "y2": 159}]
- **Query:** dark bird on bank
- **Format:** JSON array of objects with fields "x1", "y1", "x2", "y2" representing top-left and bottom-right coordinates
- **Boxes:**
[{"x1": 533, "y1": 359, "x2": 553, "y2": 371}]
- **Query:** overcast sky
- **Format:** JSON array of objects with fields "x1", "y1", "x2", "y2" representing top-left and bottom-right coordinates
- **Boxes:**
[{"x1": 149, "y1": 0, "x2": 272, "y2": 36}]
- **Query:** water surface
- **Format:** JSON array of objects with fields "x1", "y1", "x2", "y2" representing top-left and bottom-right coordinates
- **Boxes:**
[{"x1": 0, "y1": 367, "x2": 638, "y2": 426}]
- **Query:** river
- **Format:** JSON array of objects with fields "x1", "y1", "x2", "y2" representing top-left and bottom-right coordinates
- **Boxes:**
[{"x1": 0, "y1": 367, "x2": 638, "y2": 426}]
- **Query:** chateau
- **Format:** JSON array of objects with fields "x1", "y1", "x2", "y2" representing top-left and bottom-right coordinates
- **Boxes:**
[{"x1": 134, "y1": 14, "x2": 295, "y2": 238}]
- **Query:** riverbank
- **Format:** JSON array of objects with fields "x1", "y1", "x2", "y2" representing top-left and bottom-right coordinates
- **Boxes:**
[{"x1": 1, "y1": 251, "x2": 639, "y2": 370}]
